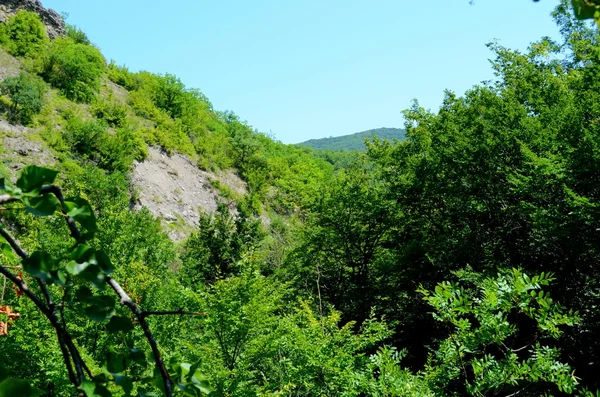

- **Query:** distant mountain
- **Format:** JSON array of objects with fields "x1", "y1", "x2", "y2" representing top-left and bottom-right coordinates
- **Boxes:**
[{"x1": 298, "y1": 127, "x2": 406, "y2": 152}]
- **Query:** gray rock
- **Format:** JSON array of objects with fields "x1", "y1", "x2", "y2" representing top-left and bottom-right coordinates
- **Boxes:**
[{"x1": 0, "y1": 0, "x2": 65, "y2": 39}]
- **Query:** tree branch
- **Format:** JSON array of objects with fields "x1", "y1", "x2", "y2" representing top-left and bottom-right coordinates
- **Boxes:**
[
  {"x1": 0, "y1": 227, "x2": 28, "y2": 259},
  {"x1": 41, "y1": 185, "x2": 81, "y2": 240},
  {"x1": 0, "y1": 226, "x2": 88, "y2": 387},
  {"x1": 0, "y1": 194, "x2": 18, "y2": 205},
  {"x1": 3, "y1": 183, "x2": 179, "y2": 396},
  {"x1": 0, "y1": 262, "x2": 78, "y2": 385},
  {"x1": 106, "y1": 277, "x2": 173, "y2": 396}
]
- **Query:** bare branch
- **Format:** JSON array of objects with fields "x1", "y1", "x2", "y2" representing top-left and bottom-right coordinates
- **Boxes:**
[
  {"x1": 0, "y1": 227, "x2": 28, "y2": 259},
  {"x1": 106, "y1": 277, "x2": 173, "y2": 396},
  {"x1": 41, "y1": 185, "x2": 81, "y2": 240},
  {"x1": 0, "y1": 194, "x2": 18, "y2": 205}
]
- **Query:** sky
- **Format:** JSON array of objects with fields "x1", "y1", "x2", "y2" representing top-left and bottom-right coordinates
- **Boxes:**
[{"x1": 43, "y1": 0, "x2": 561, "y2": 144}]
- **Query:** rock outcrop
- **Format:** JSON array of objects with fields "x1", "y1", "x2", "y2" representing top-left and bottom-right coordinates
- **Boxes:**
[
  {"x1": 131, "y1": 147, "x2": 247, "y2": 241},
  {"x1": 0, "y1": 0, "x2": 64, "y2": 38}
]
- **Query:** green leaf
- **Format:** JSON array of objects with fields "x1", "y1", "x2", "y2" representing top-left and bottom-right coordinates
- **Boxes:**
[
  {"x1": 84, "y1": 295, "x2": 116, "y2": 321},
  {"x1": 16, "y1": 165, "x2": 58, "y2": 193},
  {"x1": 0, "y1": 178, "x2": 5, "y2": 191},
  {"x1": 65, "y1": 259, "x2": 93, "y2": 276},
  {"x1": 0, "y1": 242, "x2": 16, "y2": 262},
  {"x1": 571, "y1": 0, "x2": 598, "y2": 20},
  {"x1": 114, "y1": 374, "x2": 133, "y2": 396},
  {"x1": 23, "y1": 194, "x2": 60, "y2": 216},
  {"x1": 106, "y1": 316, "x2": 134, "y2": 333},
  {"x1": 128, "y1": 349, "x2": 147, "y2": 366},
  {"x1": 65, "y1": 197, "x2": 97, "y2": 233},
  {"x1": 67, "y1": 245, "x2": 110, "y2": 286},
  {"x1": 0, "y1": 378, "x2": 42, "y2": 397},
  {"x1": 105, "y1": 351, "x2": 126, "y2": 374},
  {"x1": 79, "y1": 380, "x2": 112, "y2": 397},
  {"x1": 22, "y1": 251, "x2": 56, "y2": 281},
  {"x1": 75, "y1": 286, "x2": 94, "y2": 302},
  {"x1": 95, "y1": 250, "x2": 113, "y2": 274}
]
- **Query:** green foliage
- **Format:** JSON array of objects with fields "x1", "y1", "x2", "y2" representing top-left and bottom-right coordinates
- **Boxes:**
[
  {"x1": 180, "y1": 204, "x2": 264, "y2": 285},
  {"x1": 298, "y1": 127, "x2": 406, "y2": 152},
  {"x1": 3, "y1": 2, "x2": 600, "y2": 396},
  {"x1": 421, "y1": 269, "x2": 580, "y2": 395},
  {"x1": 106, "y1": 62, "x2": 142, "y2": 91},
  {"x1": 92, "y1": 98, "x2": 128, "y2": 127},
  {"x1": 571, "y1": 0, "x2": 600, "y2": 22},
  {"x1": 41, "y1": 37, "x2": 106, "y2": 103},
  {"x1": 0, "y1": 165, "x2": 209, "y2": 396},
  {"x1": 0, "y1": 71, "x2": 46, "y2": 125},
  {"x1": 0, "y1": 10, "x2": 48, "y2": 57},
  {"x1": 195, "y1": 269, "x2": 398, "y2": 396},
  {"x1": 61, "y1": 115, "x2": 146, "y2": 172},
  {"x1": 65, "y1": 24, "x2": 91, "y2": 45}
]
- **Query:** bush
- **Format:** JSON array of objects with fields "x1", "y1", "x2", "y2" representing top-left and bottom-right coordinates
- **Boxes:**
[
  {"x1": 0, "y1": 10, "x2": 48, "y2": 57},
  {"x1": 0, "y1": 72, "x2": 46, "y2": 124},
  {"x1": 65, "y1": 24, "x2": 90, "y2": 45},
  {"x1": 98, "y1": 126, "x2": 147, "y2": 171},
  {"x1": 92, "y1": 99, "x2": 128, "y2": 127},
  {"x1": 63, "y1": 116, "x2": 146, "y2": 172},
  {"x1": 64, "y1": 116, "x2": 106, "y2": 157},
  {"x1": 41, "y1": 38, "x2": 105, "y2": 103},
  {"x1": 107, "y1": 62, "x2": 142, "y2": 91}
]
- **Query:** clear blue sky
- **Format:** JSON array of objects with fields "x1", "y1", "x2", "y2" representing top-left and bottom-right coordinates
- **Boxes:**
[{"x1": 43, "y1": 0, "x2": 560, "y2": 143}]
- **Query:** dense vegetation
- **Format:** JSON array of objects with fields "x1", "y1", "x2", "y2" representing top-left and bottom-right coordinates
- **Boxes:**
[
  {"x1": 1, "y1": 1, "x2": 600, "y2": 396},
  {"x1": 298, "y1": 127, "x2": 405, "y2": 151}
]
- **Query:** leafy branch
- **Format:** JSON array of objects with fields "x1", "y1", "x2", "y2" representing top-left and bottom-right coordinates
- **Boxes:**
[{"x1": 0, "y1": 165, "x2": 209, "y2": 396}]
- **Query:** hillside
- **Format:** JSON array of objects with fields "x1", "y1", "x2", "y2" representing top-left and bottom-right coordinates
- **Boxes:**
[
  {"x1": 1, "y1": 2, "x2": 600, "y2": 397},
  {"x1": 298, "y1": 127, "x2": 405, "y2": 151}
]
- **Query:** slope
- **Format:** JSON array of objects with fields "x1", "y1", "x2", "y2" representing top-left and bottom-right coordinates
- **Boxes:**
[{"x1": 298, "y1": 127, "x2": 405, "y2": 151}]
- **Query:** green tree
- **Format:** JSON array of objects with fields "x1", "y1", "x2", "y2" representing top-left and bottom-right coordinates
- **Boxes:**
[
  {"x1": 0, "y1": 10, "x2": 48, "y2": 57},
  {"x1": 65, "y1": 24, "x2": 91, "y2": 45},
  {"x1": 41, "y1": 37, "x2": 106, "y2": 103},
  {"x1": 180, "y1": 203, "x2": 263, "y2": 285},
  {"x1": 0, "y1": 72, "x2": 46, "y2": 125}
]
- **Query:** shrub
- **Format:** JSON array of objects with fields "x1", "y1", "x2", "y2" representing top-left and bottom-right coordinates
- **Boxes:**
[
  {"x1": 65, "y1": 24, "x2": 90, "y2": 45},
  {"x1": 41, "y1": 37, "x2": 106, "y2": 103},
  {"x1": 63, "y1": 116, "x2": 146, "y2": 172},
  {"x1": 0, "y1": 10, "x2": 48, "y2": 57},
  {"x1": 64, "y1": 116, "x2": 106, "y2": 158},
  {"x1": 107, "y1": 62, "x2": 142, "y2": 91},
  {"x1": 98, "y1": 126, "x2": 147, "y2": 171},
  {"x1": 92, "y1": 99, "x2": 128, "y2": 127},
  {"x1": 0, "y1": 71, "x2": 46, "y2": 124}
]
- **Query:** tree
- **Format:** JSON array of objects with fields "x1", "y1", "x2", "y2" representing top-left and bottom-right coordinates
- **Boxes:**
[
  {"x1": 0, "y1": 72, "x2": 46, "y2": 125},
  {"x1": 65, "y1": 24, "x2": 91, "y2": 46},
  {"x1": 41, "y1": 38, "x2": 106, "y2": 103},
  {"x1": 0, "y1": 10, "x2": 48, "y2": 57}
]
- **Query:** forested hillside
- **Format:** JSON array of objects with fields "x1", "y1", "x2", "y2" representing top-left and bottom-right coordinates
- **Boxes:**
[
  {"x1": 1, "y1": 1, "x2": 600, "y2": 396},
  {"x1": 298, "y1": 127, "x2": 405, "y2": 151}
]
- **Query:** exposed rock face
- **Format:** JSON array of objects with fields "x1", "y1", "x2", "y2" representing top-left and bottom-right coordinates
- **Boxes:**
[{"x1": 0, "y1": 0, "x2": 65, "y2": 38}]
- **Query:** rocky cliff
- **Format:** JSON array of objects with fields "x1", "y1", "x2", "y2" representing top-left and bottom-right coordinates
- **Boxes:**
[{"x1": 0, "y1": 0, "x2": 64, "y2": 38}]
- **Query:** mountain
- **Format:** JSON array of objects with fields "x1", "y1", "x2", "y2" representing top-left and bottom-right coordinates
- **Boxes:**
[{"x1": 298, "y1": 127, "x2": 405, "y2": 151}]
